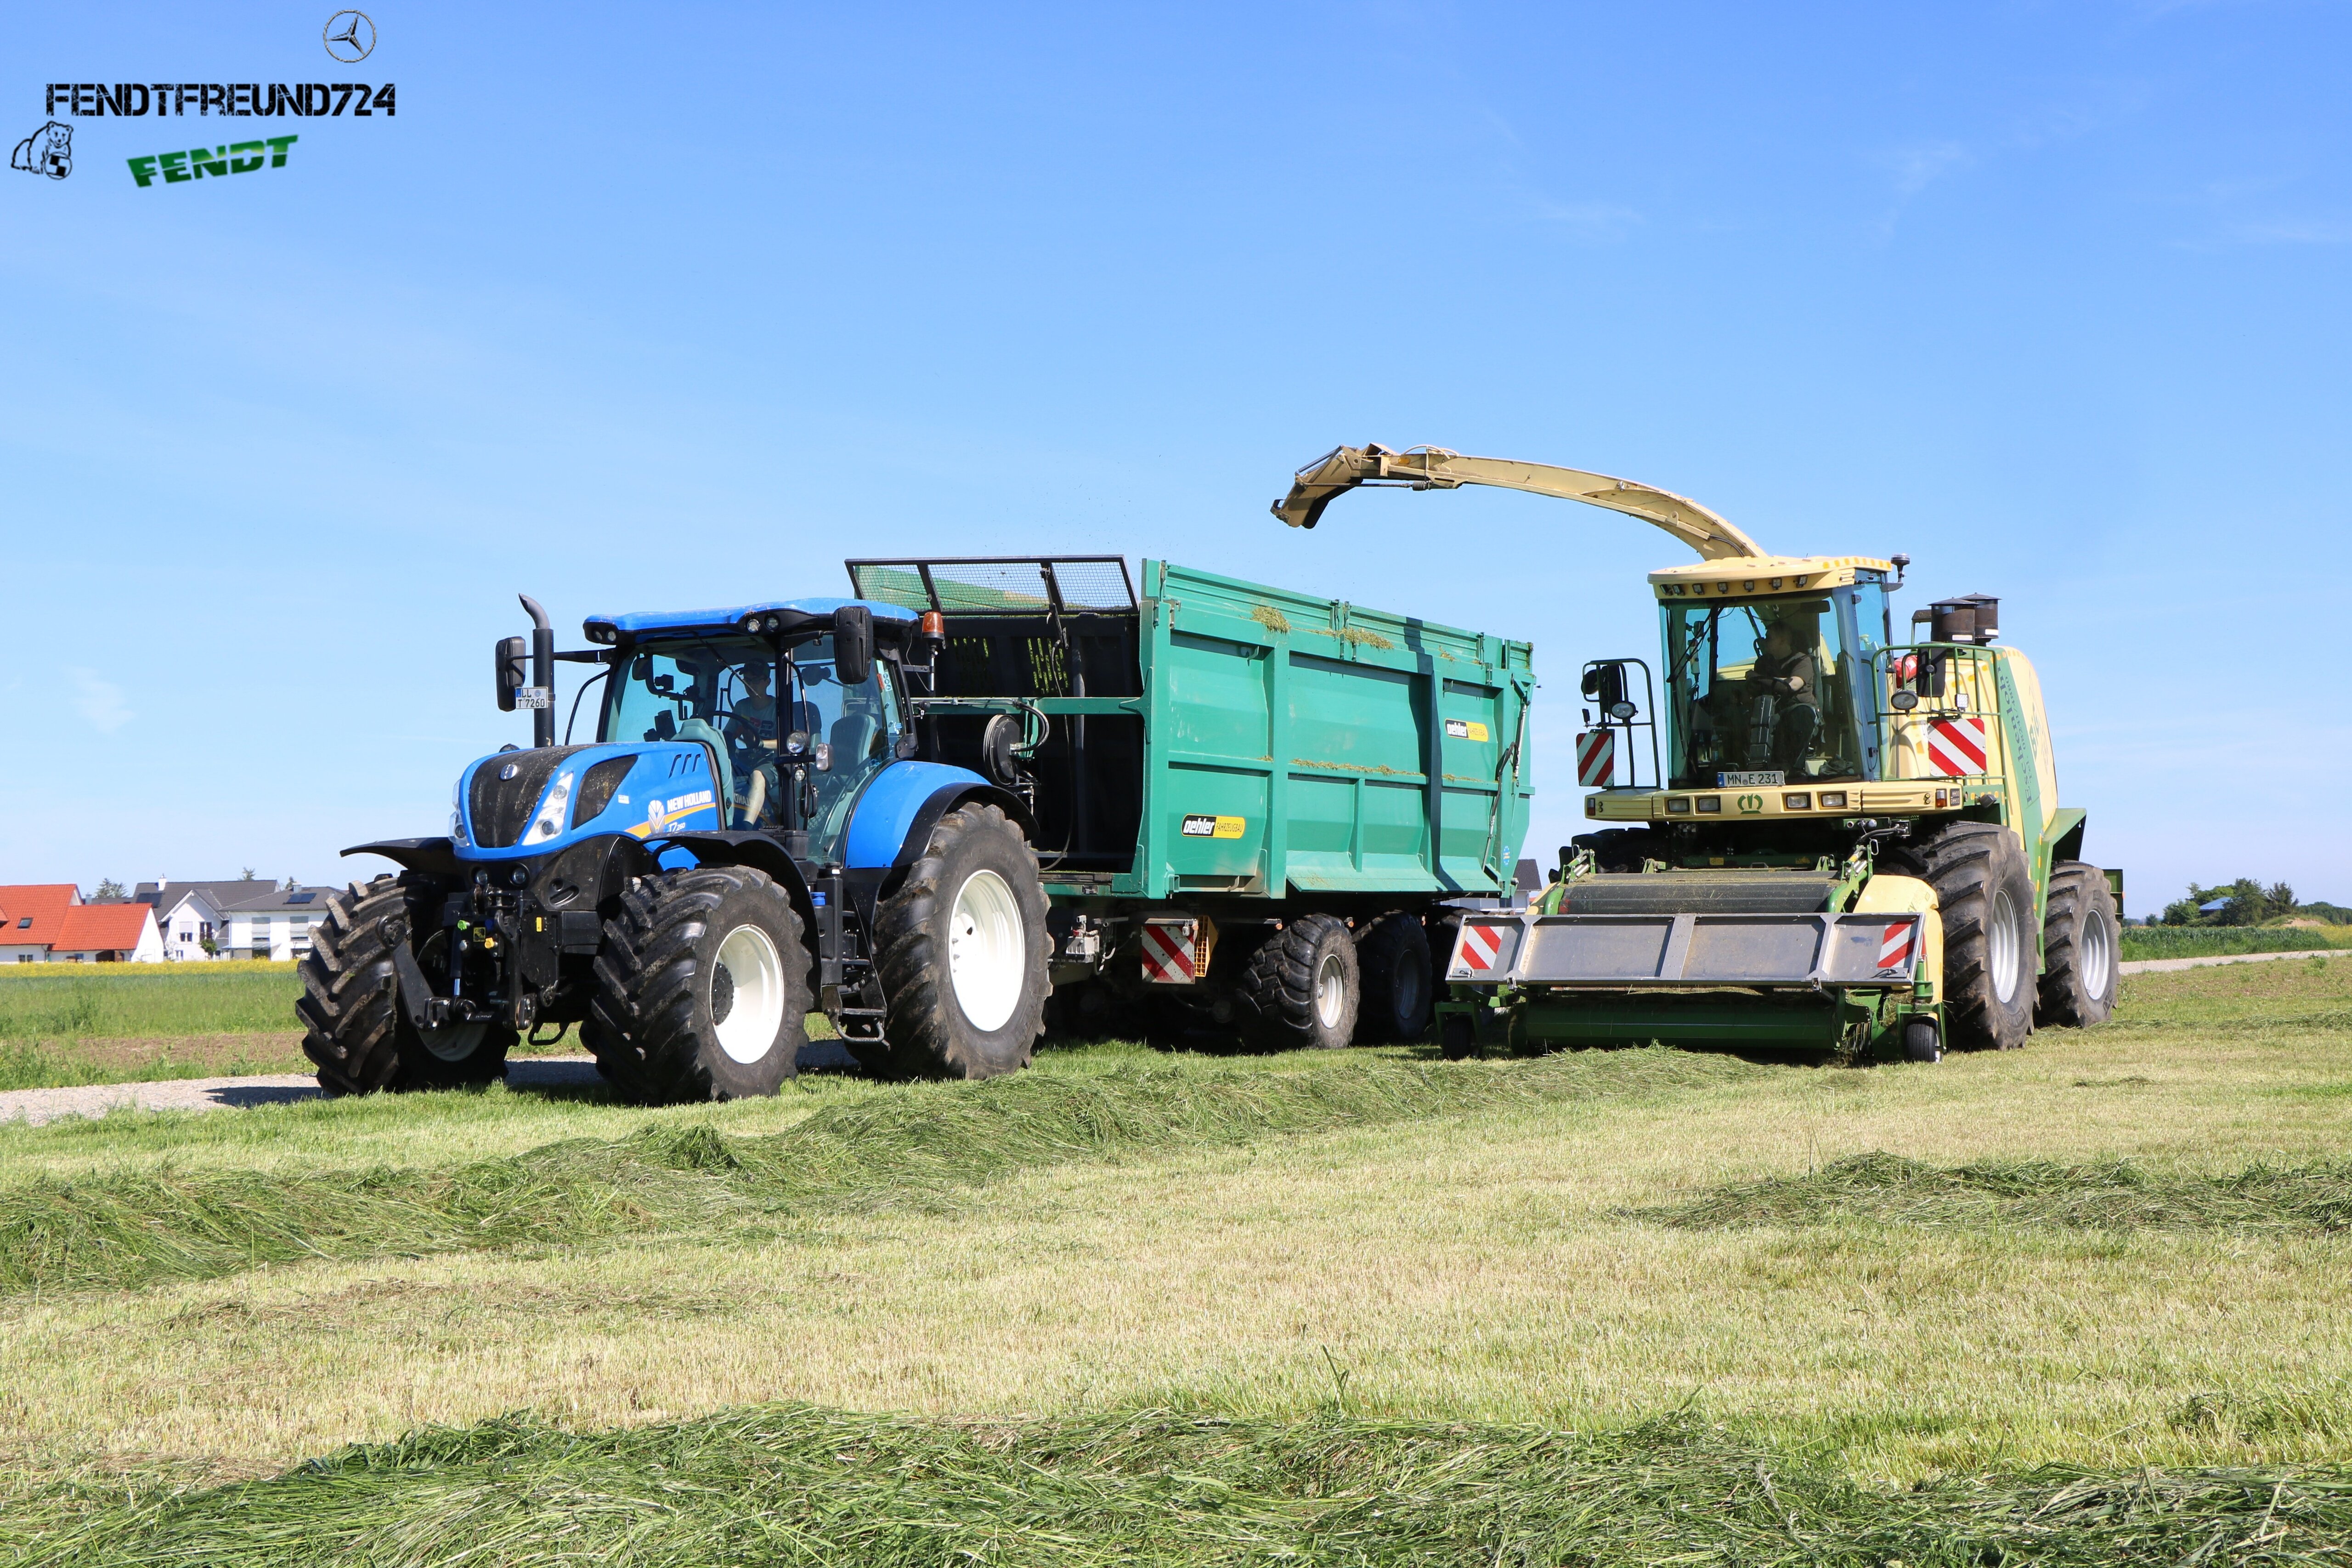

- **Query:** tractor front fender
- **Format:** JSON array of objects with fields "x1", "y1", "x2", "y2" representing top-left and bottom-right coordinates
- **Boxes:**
[
  {"x1": 651, "y1": 831, "x2": 820, "y2": 954},
  {"x1": 342, "y1": 837, "x2": 465, "y2": 879}
]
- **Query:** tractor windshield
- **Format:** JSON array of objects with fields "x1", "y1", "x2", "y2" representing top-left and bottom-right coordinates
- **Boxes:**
[
  {"x1": 604, "y1": 633, "x2": 901, "y2": 842},
  {"x1": 1661, "y1": 591, "x2": 1871, "y2": 787}
]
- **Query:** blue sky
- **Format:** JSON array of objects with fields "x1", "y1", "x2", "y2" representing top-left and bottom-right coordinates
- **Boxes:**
[{"x1": 3, "y1": 2, "x2": 2346, "y2": 917}]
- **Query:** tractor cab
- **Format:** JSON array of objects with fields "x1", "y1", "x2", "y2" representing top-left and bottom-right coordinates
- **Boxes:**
[{"x1": 581, "y1": 599, "x2": 917, "y2": 860}]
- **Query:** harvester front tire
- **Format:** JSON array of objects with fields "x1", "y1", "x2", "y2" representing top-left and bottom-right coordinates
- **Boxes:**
[
  {"x1": 2038, "y1": 861, "x2": 2120, "y2": 1028},
  {"x1": 1354, "y1": 912, "x2": 1433, "y2": 1042},
  {"x1": 1889, "y1": 823, "x2": 2036, "y2": 1052},
  {"x1": 586, "y1": 865, "x2": 810, "y2": 1103},
  {"x1": 298, "y1": 874, "x2": 514, "y2": 1094},
  {"x1": 1238, "y1": 914, "x2": 1360, "y2": 1050},
  {"x1": 872, "y1": 803, "x2": 1052, "y2": 1079}
]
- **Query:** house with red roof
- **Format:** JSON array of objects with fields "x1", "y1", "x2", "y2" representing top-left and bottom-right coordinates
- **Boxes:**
[{"x1": 0, "y1": 884, "x2": 163, "y2": 963}]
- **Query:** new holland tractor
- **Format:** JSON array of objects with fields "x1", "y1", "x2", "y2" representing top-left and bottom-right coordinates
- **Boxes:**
[
  {"x1": 1275, "y1": 444, "x2": 2121, "y2": 1063},
  {"x1": 298, "y1": 592, "x2": 1053, "y2": 1098},
  {"x1": 300, "y1": 553, "x2": 1534, "y2": 1100}
]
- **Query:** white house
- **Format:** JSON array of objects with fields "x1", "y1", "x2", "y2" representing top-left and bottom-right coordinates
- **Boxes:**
[{"x1": 136, "y1": 880, "x2": 340, "y2": 961}]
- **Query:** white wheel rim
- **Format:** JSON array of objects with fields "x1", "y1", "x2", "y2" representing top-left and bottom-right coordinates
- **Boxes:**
[
  {"x1": 712, "y1": 923, "x2": 788, "y2": 1064},
  {"x1": 2081, "y1": 906, "x2": 2115, "y2": 1001},
  {"x1": 948, "y1": 869, "x2": 1024, "y2": 1034},
  {"x1": 1316, "y1": 951, "x2": 1348, "y2": 1030},
  {"x1": 1990, "y1": 887, "x2": 2023, "y2": 1006},
  {"x1": 420, "y1": 1022, "x2": 485, "y2": 1063}
]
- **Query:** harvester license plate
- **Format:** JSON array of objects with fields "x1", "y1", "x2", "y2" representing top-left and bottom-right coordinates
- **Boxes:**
[{"x1": 1718, "y1": 770, "x2": 1782, "y2": 787}]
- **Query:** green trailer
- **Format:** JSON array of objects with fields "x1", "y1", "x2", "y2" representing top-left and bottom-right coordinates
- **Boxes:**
[{"x1": 846, "y1": 556, "x2": 1535, "y2": 1048}]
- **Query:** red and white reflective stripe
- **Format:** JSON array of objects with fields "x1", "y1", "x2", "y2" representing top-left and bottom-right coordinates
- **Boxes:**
[
  {"x1": 1576, "y1": 729, "x2": 1616, "y2": 787},
  {"x1": 1141, "y1": 922, "x2": 1196, "y2": 984},
  {"x1": 1878, "y1": 920, "x2": 1915, "y2": 971},
  {"x1": 1456, "y1": 922, "x2": 1505, "y2": 972},
  {"x1": 1926, "y1": 716, "x2": 1988, "y2": 777}
]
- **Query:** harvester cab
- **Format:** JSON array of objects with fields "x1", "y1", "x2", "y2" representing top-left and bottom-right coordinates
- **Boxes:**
[
  {"x1": 301, "y1": 587, "x2": 1054, "y2": 1101},
  {"x1": 1275, "y1": 443, "x2": 2123, "y2": 1064}
]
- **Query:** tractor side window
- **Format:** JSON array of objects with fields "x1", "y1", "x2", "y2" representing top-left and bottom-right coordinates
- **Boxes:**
[{"x1": 791, "y1": 636, "x2": 898, "y2": 855}]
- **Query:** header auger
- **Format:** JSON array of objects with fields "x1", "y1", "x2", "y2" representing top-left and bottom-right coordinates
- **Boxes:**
[{"x1": 1278, "y1": 442, "x2": 2121, "y2": 1064}]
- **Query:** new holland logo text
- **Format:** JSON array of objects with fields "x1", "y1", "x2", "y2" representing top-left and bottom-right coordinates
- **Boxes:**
[
  {"x1": 44, "y1": 83, "x2": 394, "y2": 118},
  {"x1": 128, "y1": 136, "x2": 297, "y2": 187}
]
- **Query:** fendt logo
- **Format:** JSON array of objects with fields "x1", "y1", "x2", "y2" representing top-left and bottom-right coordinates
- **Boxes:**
[
  {"x1": 127, "y1": 136, "x2": 298, "y2": 187},
  {"x1": 10, "y1": 120, "x2": 70, "y2": 179},
  {"x1": 323, "y1": 11, "x2": 376, "y2": 64}
]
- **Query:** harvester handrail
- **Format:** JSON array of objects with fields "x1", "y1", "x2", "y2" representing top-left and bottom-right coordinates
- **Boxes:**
[{"x1": 1272, "y1": 443, "x2": 1766, "y2": 560}]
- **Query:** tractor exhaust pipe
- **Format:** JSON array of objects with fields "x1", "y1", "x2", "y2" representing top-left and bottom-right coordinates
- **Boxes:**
[{"x1": 519, "y1": 593, "x2": 555, "y2": 748}]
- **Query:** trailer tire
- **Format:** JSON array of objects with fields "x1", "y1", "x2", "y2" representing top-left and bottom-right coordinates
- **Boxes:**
[
  {"x1": 1237, "y1": 913, "x2": 1359, "y2": 1050},
  {"x1": 872, "y1": 803, "x2": 1051, "y2": 1079},
  {"x1": 1888, "y1": 822, "x2": 2036, "y2": 1052},
  {"x1": 298, "y1": 874, "x2": 514, "y2": 1094},
  {"x1": 585, "y1": 865, "x2": 810, "y2": 1102},
  {"x1": 2038, "y1": 861, "x2": 2119, "y2": 1028},
  {"x1": 1354, "y1": 913, "x2": 1432, "y2": 1042}
]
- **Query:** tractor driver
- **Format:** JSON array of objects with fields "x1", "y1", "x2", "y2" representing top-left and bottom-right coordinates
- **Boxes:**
[{"x1": 724, "y1": 662, "x2": 782, "y2": 827}]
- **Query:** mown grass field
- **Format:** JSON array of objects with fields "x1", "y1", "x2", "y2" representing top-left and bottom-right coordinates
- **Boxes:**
[{"x1": 1, "y1": 957, "x2": 2348, "y2": 1562}]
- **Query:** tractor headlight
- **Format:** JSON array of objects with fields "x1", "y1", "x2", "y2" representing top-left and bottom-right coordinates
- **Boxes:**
[{"x1": 525, "y1": 770, "x2": 576, "y2": 844}]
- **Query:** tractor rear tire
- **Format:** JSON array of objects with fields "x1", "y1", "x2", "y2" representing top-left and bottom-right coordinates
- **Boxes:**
[
  {"x1": 1237, "y1": 914, "x2": 1360, "y2": 1050},
  {"x1": 1887, "y1": 822, "x2": 2037, "y2": 1052},
  {"x1": 1353, "y1": 912, "x2": 1432, "y2": 1042},
  {"x1": 585, "y1": 865, "x2": 810, "y2": 1103},
  {"x1": 298, "y1": 874, "x2": 514, "y2": 1094},
  {"x1": 2038, "y1": 861, "x2": 2120, "y2": 1028},
  {"x1": 871, "y1": 803, "x2": 1052, "y2": 1079}
]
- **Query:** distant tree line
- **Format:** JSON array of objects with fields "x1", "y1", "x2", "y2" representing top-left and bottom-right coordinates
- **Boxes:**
[{"x1": 2158, "y1": 878, "x2": 2349, "y2": 927}]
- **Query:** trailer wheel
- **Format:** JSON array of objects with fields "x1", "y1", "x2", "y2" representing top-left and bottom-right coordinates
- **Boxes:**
[
  {"x1": 2038, "y1": 861, "x2": 2119, "y2": 1028},
  {"x1": 1887, "y1": 822, "x2": 2036, "y2": 1051},
  {"x1": 1238, "y1": 913, "x2": 1360, "y2": 1050},
  {"x1": 872, "y1": 803, "x2": 1051, "y2": 1079},
  {"x1": 585, "y1": 865, "x2": 810, "y2": 1102},
  {"x1": 298, "y1": 874, "x2": 514, "y2": 1094},
  {"x1": 1354, "y1": 913, "x2": 1432, "y2": 1042}
]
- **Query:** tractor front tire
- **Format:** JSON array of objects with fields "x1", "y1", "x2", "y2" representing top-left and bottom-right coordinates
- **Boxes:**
[
  {"x1": 298, "y1": 874, "x2": 514, "y2": 1094},
  {"x1": 586, "y1": 865, "x2": 811, "y2": 1103},
  {"x1": 2038, "y1": 861, "x2": 2120, "y2": 1028},
  {"x1": 1888, "y1": 822, "x2": 2037, "y2": 1051},
  {"x1": 1354, "y1": 912, "x2": 1432, "y2": 1043},
  {"x1": 1238, "y1": 914, "x2": 1360, "y2": 1050},
  {"x1": 872, "y1": 803, "x2": 1052, "y2": 1079}
]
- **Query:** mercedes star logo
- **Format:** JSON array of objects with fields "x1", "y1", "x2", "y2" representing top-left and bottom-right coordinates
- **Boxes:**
[{"x1": 323, "y1": 10, "x2": 376, "y2": 63}]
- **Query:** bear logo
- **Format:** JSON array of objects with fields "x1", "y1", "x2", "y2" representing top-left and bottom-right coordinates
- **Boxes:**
[{"x1": 11, "y1": 121, "x2": 71, "y2": 180}]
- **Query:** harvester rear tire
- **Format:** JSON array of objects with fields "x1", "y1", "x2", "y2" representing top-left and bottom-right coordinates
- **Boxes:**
[
  {"x1": 1887, "y1": 822, "x2": 2037, "y2": 1052},
  {"x1": 1354, "y1": 912, "x2": 1433, "y2": 1043},
  {"x1": 297, "y1": 873, "x2": 514, "y2": 1094},
  {"x1": 871, "y1": 803, "x2": 1052, "y2": 1079},
  {"x1": 2038, "y1": 861, "x2": 2120, "y2": 1028},
  {"x1": 1237, "y1": 914, "x2": 1359, "y2": 1050},
  {"x1": 585, "y1": 865, "x2": 810, "y2": 1103}
]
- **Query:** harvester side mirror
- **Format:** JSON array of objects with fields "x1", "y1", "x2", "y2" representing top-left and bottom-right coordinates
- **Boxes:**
[
  {"x1": 495, "y1": 636, "x2": 527, "y2": 712},
  {"x1": 835, "y1": 606, "x2": 874, "y2": 687},
  {"x1": 1582, "y1": 663, "x2": 1626, "y2": 712}
]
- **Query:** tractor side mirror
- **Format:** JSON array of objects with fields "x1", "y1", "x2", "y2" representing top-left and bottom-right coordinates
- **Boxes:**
[
  {"x1": 835, "y1": 606, "x2": 874, "y2": 687},
  {"x1": 495, "y1": 636, "x2": 527, "y2": 712},
  {"x1": 653, "y1": 709, "x2": 677, "y2": 741}
]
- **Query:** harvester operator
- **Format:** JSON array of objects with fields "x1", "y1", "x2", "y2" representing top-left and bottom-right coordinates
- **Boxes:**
[{"x1": 1734, "y1": 608, "x2": 1823, "y2": 772}]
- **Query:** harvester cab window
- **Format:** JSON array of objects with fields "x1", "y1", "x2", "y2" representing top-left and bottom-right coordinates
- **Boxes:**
[{"x1": 1663, "y1": 594, "x2": 1866, "y2": 786}]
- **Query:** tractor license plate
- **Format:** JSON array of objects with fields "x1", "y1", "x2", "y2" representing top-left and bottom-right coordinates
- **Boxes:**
[{"x1": 1718, "y1": 770, "x2": 1783, "y2": 787}]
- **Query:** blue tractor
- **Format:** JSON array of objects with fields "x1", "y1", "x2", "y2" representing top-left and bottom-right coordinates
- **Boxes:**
[{"x1": 297, "y1": 589, "x2": 1050, "y2": 1098}]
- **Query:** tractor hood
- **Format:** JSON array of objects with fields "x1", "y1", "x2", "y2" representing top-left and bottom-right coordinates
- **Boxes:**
[{"x1": 451, "y1": 741, "x2": 723, "y2": 863}]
